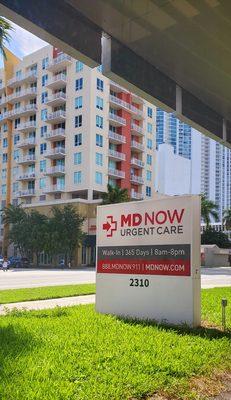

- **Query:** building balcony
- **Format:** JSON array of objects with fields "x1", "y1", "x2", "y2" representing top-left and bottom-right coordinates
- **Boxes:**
[
  {"x1": 16, "y1": 138, "x2": 36, "y2": 149},
  {"x1": 108, "y1": 168, "x2": 125, "y2": 179},
  {"x1": 131, "y1": 122, "x2": 143, "y2": 136},
  {"x1": 45, "y1": 92, "x2": 66, "y2": 107},
  {"x1": 109, "y1": 112, "x2": 126, "y2": 126},
  {"x1": 0, "y1": 96, "x2": 7, "y2": 106},
  {"x1": 108, "y1": 130, "x2": 126, "y2": 144},
  {"x1": 130, "y1": 104, "x2": 143, "y2": 119},
  {"x1": 8, "y1": 71, "x2": 37, "y2": 88},
  {"x1": 7, "y1": 88, "x2": 37, "y2": 103},
  {"x1": 45, "y1": 166, "x2": 65, "y2": 177},
  {"x1": 131, "y1": 189, "x2": 143, "y2": 200},
  {"x1": 0, "y1": 84, "x2": 5, "y2": 95},
  {"x1": 131, "y1": 140, "x2": 144, "y2": 152},
  {"x1": 45, "y1": 110, "x2": 66, "y2": 124},
  {"x1": 45, "y1": 128, "x2": 66, "y2": 141},
  {"x1": 44, "y1": 147, "x2": 66, "y2": 159},
  {"x1": 131, "y1": 92, "x2": 144, "y2": 105},
  {"x1": 46, "y1": 54, "x2": 72, "y2": 72},
  {"x1": 110, "y1": 81, "x2": 128, "y2": 93},
  {"x1": 45, "y1": 185, "x2": 65, "y2": 194},
  {"x1": 109, "y1": 95, "x2": 130, "y2": 112},
  {"x1": 17, "y1": 155, "x2": 36, "y2": 165},
  {"x1": 108, "y1": 149, "x2": 126, "y2": 161},
  {"x1": 131, "y1": 157, "x2": 144, "y2": 168},
  {"x1": 130, "y1": 174, "x2": 144, "y2": 184},
  {"x1": 0, "y1": 111, "x2": 10, "y2": 122},
  {"x1": 15, "y1": 121, "x2": 37, "y2": 132},
  {"x1": 46, "y1": 73, "x2": 67, "y2": 90},
  {"x1": 8, "y1": 104, "x2": 37, "y2": 118},
  {"x1": 17, "y1": 189, "x2": 36, "y2": 197},
  {"x1": 17, "y1": 172, "x2": 36, "y2": 181}
]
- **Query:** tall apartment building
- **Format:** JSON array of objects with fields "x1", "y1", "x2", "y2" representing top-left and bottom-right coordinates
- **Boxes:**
[
  {"x1": 156, "y1": 108, "x2": 191, "y2": 159},
  {"x1": 0, "y1": 45, "x2": 156, "y2": 256}
]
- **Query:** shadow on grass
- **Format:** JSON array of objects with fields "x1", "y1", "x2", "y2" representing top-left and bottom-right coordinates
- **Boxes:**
[
  {"x1": 116, "y1": 316, "x2": 231, "y2": 340},
  {"x1": 0, "y1": 324, "x2": 37, "y2": 360}
]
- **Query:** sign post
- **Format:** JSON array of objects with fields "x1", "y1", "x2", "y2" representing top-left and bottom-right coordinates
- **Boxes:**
[{"x1": 96, "y1": 195, "x2": 201, "y2": 327}]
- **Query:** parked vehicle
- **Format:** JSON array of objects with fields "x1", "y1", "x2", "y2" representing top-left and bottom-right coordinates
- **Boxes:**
[{"x1": 8, "y1": 256, "x2": 30, "y2": 268}]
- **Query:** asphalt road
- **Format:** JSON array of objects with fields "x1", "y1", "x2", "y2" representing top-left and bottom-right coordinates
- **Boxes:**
[{"x1": 0, "y1": 267, "x2": 230, "y2": 290}]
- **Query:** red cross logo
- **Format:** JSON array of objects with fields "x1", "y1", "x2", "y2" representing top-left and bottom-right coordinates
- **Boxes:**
[{"x1": 103, "y1": 216, "x2": 117, "y2": 237}]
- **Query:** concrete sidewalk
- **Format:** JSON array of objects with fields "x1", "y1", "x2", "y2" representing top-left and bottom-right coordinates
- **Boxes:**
[{"x1": 0, "y1": 294, "x2": 96, "y2": 315}]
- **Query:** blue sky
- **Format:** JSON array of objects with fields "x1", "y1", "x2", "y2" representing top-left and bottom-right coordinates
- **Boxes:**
[{"x1": 0, "y1": 19, "x2": 48, "y2": 66}]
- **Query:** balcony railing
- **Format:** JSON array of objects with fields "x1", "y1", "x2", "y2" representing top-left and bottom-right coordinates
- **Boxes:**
[
  {"x1": 45, "y1": 92, "x2": 66, "y2": 104},
  {"x1": 45, "y1": 184, "x2": 65, "y2": 193},
  {"x1": 108, "y1": 130, "x2": 126, "y2": 143},
  {"x1": 46, "y1": 110, "x2": 66, "y2": 121},
  {"x1": 47, "y1": 54, "x2": 71, "y2": 70},
  {"x1": 17, "y1": 189, "x2": 36, "y2": 197},
  {"x1": 131, "y1": 123, "x2": 143, "y2": 135},
  {"x1": 108, "y1": 168, "x2": 125, "y2": 179},
  {"x1": 9, "y1": 104, "x2": 37, "y2": 117},
  {"x1": 109, "y1": 112, "x2": 126, "y2": 126},
  {"x1": 131, "y1": 189, "x2": 143, "y2": 200},
  {"x1": 110, "y1": 95, "x2": 143, "y2": 117},
  {"x1": 131, "y1": 140, "x2": 144, "y2": 151},
  {"x1": 130, "y1": 104, "x2": 143, "y2": 117},
  {"x1": 130, "y1": 174, "x2": 144, "y2": 184},
  {"x1": 17, "y1": 155, "x2": 36, "y2": 163},
  {"x1": 45, "y1": 128, "x2": 66, "y2": 140},
  {"x1": 16, "y1": 121, "x2": 37, "y2": 131},
  {"x1": 44, "y1": 147, "x2": 66, "y2": 157},
  {"x1": 46, "y1": 73, "x2": 67, "y2": 86},
  {"x1": 17, "y1": 138, "x2": 36, "y2": 148},
  {"x1": 7, "y1": 88, "x2": 37, "y2": 102},
  {"x1": 8, "y1": 71, "x2": 37, "y2": 86},
  {"x1": 131, "y1": 157, "x2": 144, "y2": 168},
  {"x1": 109, "y1": 149, "x2": 126, "y2": 161},
  {"x1": 46, "y1": 166, "x2": 65, "y2": 175},
  {"x1": 17, "y1": 172, "x2": 36, "y2": 181}
]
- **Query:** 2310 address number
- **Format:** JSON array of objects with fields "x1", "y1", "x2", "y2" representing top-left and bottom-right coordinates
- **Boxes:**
[{"x1": 129, "y1": 278, "x2": 149, "y2": 287}]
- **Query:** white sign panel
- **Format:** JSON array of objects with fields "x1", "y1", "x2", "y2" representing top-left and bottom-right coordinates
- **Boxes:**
[{"x1": 96, "y1": 195, "x2": 201, "y2": 327}]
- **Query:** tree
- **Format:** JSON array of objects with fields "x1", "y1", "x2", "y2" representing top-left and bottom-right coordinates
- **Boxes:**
[
  {"x1": 201, "y1": 227, "x2": 231, "y2": 248},
  {"x1": 102, "y1": 184, "x2": 130, "y2": 205},
  {"x1": 223, "y1": 209, "x2": 231, "y2": 231},
  {"x1": 26, "y1": 210, "x2": 48, "y2": 266},
  {"x1": 0, "y1": 17, "x2": 12, "y2": 59},
  {"x1": 48, "y1": 205, "x2": 85, "y2": 265},
  {"x1": 201, "y1": 194, "x2": 219, "y2": 229}
]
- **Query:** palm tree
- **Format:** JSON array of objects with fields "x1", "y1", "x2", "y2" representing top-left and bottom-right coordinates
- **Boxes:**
[
  {"x1": 201, "y1": 194, "x2": 219, "y2": 229},
  {"x1": 0, "y1": 17, "x2": 12, "y2": 59},
  {"x1": 102, "y1": 184, "x2": 130, "y2": 205},
  {"x1": 223, "y1": 209, "x2": 231, "y2": 231}
]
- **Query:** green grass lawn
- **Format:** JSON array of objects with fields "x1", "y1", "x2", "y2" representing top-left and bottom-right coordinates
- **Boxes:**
[
  {"x1": 0, "y1": 283, "x2": 96, "y2": 304},
  {"x1": 0, "y1": 287, "x2": 230, "y2": 400}
]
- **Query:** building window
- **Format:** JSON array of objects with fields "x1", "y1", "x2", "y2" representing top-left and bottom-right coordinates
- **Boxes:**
[
  {"x1": 147, "y1": 107, "x2": 152, "y2": 118},
  {"x1": 96, "y1": 115, "x2": 103, "y2": 129},
  {"x1": 96, "y1": 133, "x2": 103, "y2": 147},
  {"x1": 75, "y1": 115, "x2": 82, "y2": 128},
  {"x1": 13, "y1": 150, "x2": 19, "y2": 161},
  {"x1": 146, "y1": 186, "x2": 151, "y2": 197},
  {"x1": 40, "y1": 143, "x2": 47, "y2": 154},
  {"x1": 74, "y1": 152, "x2": 82, "y2": 165},
  {"x1": 42, "y1": 57, "x2": 49, "y2": 70},
  {"x1": 2, "y1": 168, "x2": 6, "y2": 179},
  {"x1": 41, "y1": 91, "x2": 48, "y2": 104},
  {"x1": 147, "y1": 154, "x2": 152, "y2": 165},
  {"x1": 147, "y1": 139, "x2": 152, "y2": 149},
  {"x1": 14, "y1": 134, "x2": 20, "y2": 145},
  {"x1": 41, "y1": 109, "x2": 47, "y2": 121},
  {"x1": 40, "y1": 160, "x2": 46, "y2": 172},
  {"x1": 40, "y1": 178, "x2": 46, "y2": 189},
  {"x1": 13, "y1": 182, "x2": 18, "y2": 193},
  {"x1": 16, "y1": 70, "x2": 22, "y2": 79},
  {"x1": 74, "y1": 171, "x2": 82, "y2": 184},
  {"x1": 95, "y1": 171, "x2": 102, "y2": 184},
  {"x1": 146, "y1": 170, "x2": 152, "y2": 181},
  {"x1": 75, "y1": 78, "x2": 83, "y2": 91},
  {"x1": 3, "y1": 138, "x2": 7, "y2": 148},
  {"x1": 2, "y1": 153, "x2": 7, "y2": 163},
  {"x1": 97, "y1": 65, "x2": 103, "y2": 73},
  {"x1": 96, "y1": 96, "x2": 103, "y2": 110},
  {"x1": 97, "y1": 78, "x2": 104, "y2": 92},
  {"x1": 74, "y1": 133, "x2": 82, "y2": 146},
  {"x1": 96, "y1": 152, "x2": 103, "y2": 166},
  {"x1": 147, "y1": 122, "x2": 152, "y2": 134},
  {"x1": 2, "y1": 184, "x2": 6, "y2": 195},
  {"x1": 3, "y1": 123, "x2": 7, "y2": 132},
  {"x1": 75, "y1": 96, "x2": 83, "y2": 109},
  {"x1": 42, "y1": 74, "x2": 48, "y2": 87},
  {"x1": 76, "y1": 61, "x2": 83, "y2": 72},
  {"x1": 13, "y1": 166, "x2": 18, "y2": 176},
  {"x1": 14, "y1": 118, "x2": 20, "y2": 129},
  {"x1": 40, "y1": 126, "x2": 47, "y2": 137}
]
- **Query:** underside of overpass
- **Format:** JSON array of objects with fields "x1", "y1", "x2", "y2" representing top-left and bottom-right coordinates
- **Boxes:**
[{"x1": 0, "y1": 0, "x2": 231, "y2": 147}]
